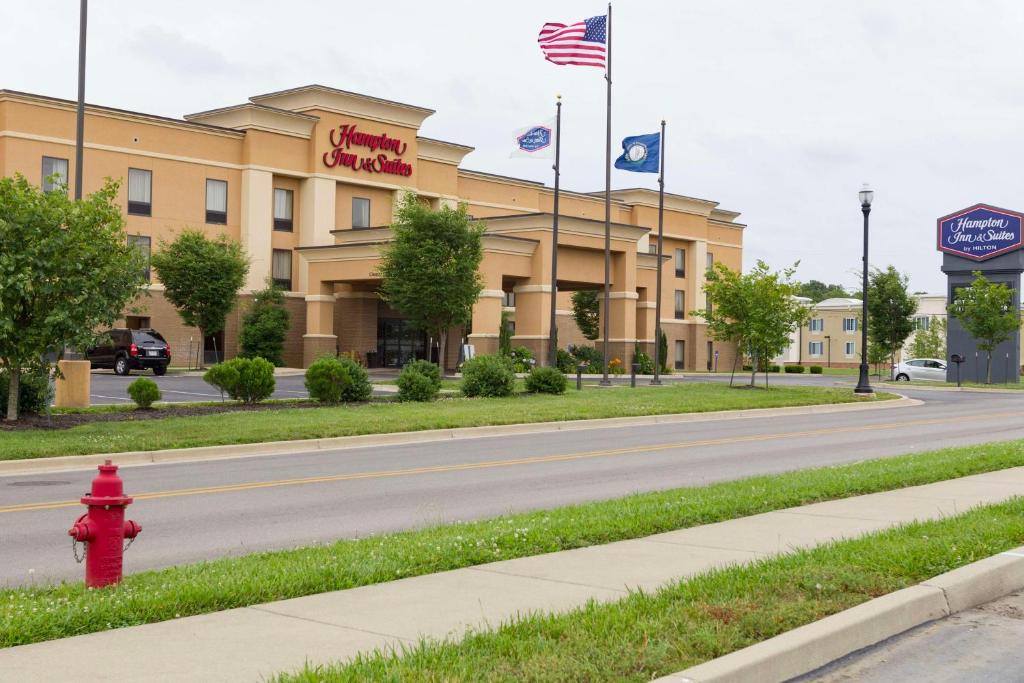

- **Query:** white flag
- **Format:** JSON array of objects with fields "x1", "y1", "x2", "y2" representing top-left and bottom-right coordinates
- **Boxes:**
[{"x1": 510, "y1": 119, "x2": 556, "y2": 159}]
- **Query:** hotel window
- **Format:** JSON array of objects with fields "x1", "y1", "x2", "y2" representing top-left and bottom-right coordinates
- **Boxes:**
[
  {"x1": 205, "y1": 179, "x2": 228, "y2": 224},
  {"x1": 674, "y1": 248, "x2": 686, "y2": 277},
  {"x1": 809, "y1": 318, "x2": 824, "y2": 332},
  {"x1": 675, "y1": 340, "x2": 685, "y2": 370},
  {"x1": 648, "y1": 244, "x2": 657, "y2": 255},
  {"x1": 674, "y1": 290, "x2": 685, "y2": 319},
  {"x1": 914, "y1": 316, "x2": 930, "y2": 331},
  {"x1": 503, "y1": 291, "x2": 515, "y2": 308},
  {"x1": 127, "y1": 234, "x2": 151, "y2": 282},
  {"x1": 41, "y1": 156, "x2": 68, "y2": 193},
  {"x1": 706, "y1": 252, "x2": 714, "y2": 272},
  {"x1": 843, "y1": 317, "x2": 858, "y2": 332},
  {"x1": 272, "y1": 249, "x2": 292, "y2": 291},
  {"x1": 127, "y1": 168, "x2": 152, "y2": 216},
  {"x1": 845, "y1": 341, "x2": 856, "y2": 356},
  {"x1": 352, "y1": 197, "x2": 370, "y2": 229},
  {"x1": 273, "y1": 188, "x2": 294, "y2": 231},
  {"x1": 809, "y1": 341, "x2": 824, "y2": 356}
]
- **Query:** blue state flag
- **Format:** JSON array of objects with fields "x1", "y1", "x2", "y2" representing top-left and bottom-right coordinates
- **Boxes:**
[{"x1": 614, "y1": 132, "x2": 660, "y2": 173}]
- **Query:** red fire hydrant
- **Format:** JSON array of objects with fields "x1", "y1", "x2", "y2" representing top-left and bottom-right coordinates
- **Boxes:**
[{"x1": 68, "y1": 460, "x2": 141, "y2": 588}]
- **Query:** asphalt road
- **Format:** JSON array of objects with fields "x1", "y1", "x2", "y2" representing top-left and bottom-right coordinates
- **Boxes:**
[
  {"x1": 4, "y1": 386, "x2": 1024, "y2": 587},
  {"x1": 799, "y1": 590, "x2": 1024, "y2": 682}
]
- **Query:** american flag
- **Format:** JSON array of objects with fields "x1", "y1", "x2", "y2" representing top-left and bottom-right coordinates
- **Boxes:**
[{"x1": 537, "y1": 15, "x2": 607, "y2": 69}]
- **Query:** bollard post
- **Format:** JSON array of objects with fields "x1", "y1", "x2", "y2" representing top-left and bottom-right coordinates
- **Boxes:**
[
  {"x1": 576, "y1": 363, "x2": 585, "y2": 391},
  {"x1": 631, "y1": 362, "x2": 639, "y2": 388}
]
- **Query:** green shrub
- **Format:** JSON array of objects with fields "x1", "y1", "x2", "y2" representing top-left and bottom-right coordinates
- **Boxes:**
[
  {"x1": 809, "y1": 365, "x2": 824, "y2": 374},
  {"x1": 461, "y1": 354, "x2": 515, "y2": 397},
  {"x1": 305, "y1": 356, "x2": 372, "y2": 404},
  {"x1": 784, "y1": 365, "x2": 806, "y2": 374},
  {"x1": 397, "y1": 360, "x2": 441, "y2": 402},
  {"x1": 509, "y1": 346, "x2": 535, "y2": 373},
  {"x1": 238, "y1": 283, "x2": 290, "y2": 367},
  {"x1": 568, "y1": 344, "x2": 603, "y2": 373},
  {"x1": 633, "y1": 350, "x2": 655, "y2": 375},
  {"x1": 0, "y1": 368, "x2": 52, "y2": 416},
  {"x1": 498, "y1": 310, "x2": 513, "y2": 357},
  {"x1": 203, "y1": 357, "x2": 275, "y2": 403},
  {"x1": 127, "y1": 377, "x2": 161, "y2": 409},
  {"x1": 742, "y1": 364, "x2": 753, "y2": 372},
  {"x1": 555, "y1": 348, "x2": 576, "y2": 374},
  {"x1": 525, "y1": 366, "x2": 567, "y2": 394},
  {"x1": 768, "y1": 364, "x2": 781, "y2": 373}
]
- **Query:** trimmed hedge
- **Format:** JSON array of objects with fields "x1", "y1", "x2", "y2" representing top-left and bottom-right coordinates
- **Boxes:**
[
  {"x1": 204, "y1": 357, "x2": 275, "y2": 404},
  {"x1": 127, "y1": 377, "x2": 161, "y2": 409},
  {"x1": 397, "y1": 360, "x2": 441, "y2": 402},
  {"x1": 810, "y1": 365, "x2": 824, "y2": 374},
  {"x1": 525, "y1": 366, "x2": 567, "y2": 394},
  {"x1": 784, "y1": 365, "x2": 806, "y2": 374},
  {"x1": 461, "y1": 354, "x2": 515, "y2": 397},
  {"x1": 305, "y1": 356, "x2": 372, "y2": 404}
]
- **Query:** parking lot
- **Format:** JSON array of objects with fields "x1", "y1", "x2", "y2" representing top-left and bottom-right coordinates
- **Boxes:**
[{"x1": 87, "y1": 370, "x2": 313, "y2": 404}]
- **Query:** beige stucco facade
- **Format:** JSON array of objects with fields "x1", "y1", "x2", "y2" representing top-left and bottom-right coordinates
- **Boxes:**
[{"x1": 0, "y1": 85, "x2": 745, "y2": 370}]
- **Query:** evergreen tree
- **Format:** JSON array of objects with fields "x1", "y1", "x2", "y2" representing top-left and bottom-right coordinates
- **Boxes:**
[{"x1": 239, "y1": 281, "x2": 291, "y2": 366}]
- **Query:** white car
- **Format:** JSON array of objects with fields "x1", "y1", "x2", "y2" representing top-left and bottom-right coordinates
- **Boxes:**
[{"x1": 894, "y1": 358, "x2": 947, "y2": 382}]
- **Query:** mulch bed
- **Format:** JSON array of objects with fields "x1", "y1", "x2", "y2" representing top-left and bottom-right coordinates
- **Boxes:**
[{"x1": 0, "y1": 401, "x2": 329, "y2": 431}]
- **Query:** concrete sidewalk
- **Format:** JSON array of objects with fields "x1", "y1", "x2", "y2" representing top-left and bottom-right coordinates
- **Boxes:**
[{"x1": 5, "y1": 467, "x2": 1024, "y2": 682}]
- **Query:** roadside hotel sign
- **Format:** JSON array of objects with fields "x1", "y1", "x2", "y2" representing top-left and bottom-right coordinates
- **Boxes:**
[
  {"x1": 322, "y1": 123, "x2": 413, "y2": 177},
  {"x1": 937, "y1": 203, "x2": 1024, "y2": 261},
  {"x1": 516, "y1": 125, "x2": 552, "y2": 154}
]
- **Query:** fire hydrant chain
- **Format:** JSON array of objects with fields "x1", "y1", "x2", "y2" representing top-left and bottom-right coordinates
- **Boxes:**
[
  {"x1": 123, "y1": 535, "x2": 136, "y2": 553},
  {"x1": 72, "y1": 536, "x2": 86, "y2": 564}
]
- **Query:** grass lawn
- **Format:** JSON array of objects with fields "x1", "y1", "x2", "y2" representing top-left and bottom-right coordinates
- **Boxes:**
[
  {"x1": 278, "y1": 499, "x2": 1024, "y2": 682},
  {"x1": 3, "y1": 436, "x2": 1024, "y2": 648},
  {"x1": 0, "y1": 384, "x2": 888, "y2": 461}
]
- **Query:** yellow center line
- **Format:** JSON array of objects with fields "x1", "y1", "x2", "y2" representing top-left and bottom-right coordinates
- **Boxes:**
[{"x1": 3, "y1": 409, "x2": 1022, "y2": 515}]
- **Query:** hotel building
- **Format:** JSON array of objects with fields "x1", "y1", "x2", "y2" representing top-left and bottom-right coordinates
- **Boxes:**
[{"x1": 0, "y1": 85, "x2": 745, "y2": 370}]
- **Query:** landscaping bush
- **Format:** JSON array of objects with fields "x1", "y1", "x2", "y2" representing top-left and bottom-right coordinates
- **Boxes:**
[
  {"x1": 509, "y1": 346, "x2": 535, "y2": 373},
  {"x1": 525, "y1": 366, "x2": 567, "y2": 394},
  {"x1": 203, "y1": 357, "x2": 275, "y2": 404},
  {"x1": 397, "y1": 360, "x2": 441, "y2": 402},
  {"x1": 305, "y1": 356, "x2": 372, "y2": 404},
  {"x1": 608, "y1": 357, "x2": 625, "y2": 375},
  {"x1": 809, "y1": 365, "x2": 824, "y2": 374},
  {"x1": 784, "y1": 365, "x2": 806, "y2": 374},
  {"x1": 238, "y1": 283, "x2": 290, "y2": 367},
  {"x1": 0, "y1": 368, "x2": 52, "y2": 416},
  {"x1": 742, "y1": 364, "x2": 753, "y2": 372},
  {"x1": 567, "y1": 344, "x2": 603, "y2": 373},
  {"x1": 127, "y1": 377, "x2": 161, "y2": 409},
  {"x1": 768, "y1": 364, "x2": 781, "y2": 373},
  {"x1": 556, "y1": 348, "x2": 577, "y2": 374},
  {"x1": 633, "y1": 350, "x2": 655, "y2": 375},
  {"x1": 461, "y1": 354, "x2": 515, "y2": 397}
]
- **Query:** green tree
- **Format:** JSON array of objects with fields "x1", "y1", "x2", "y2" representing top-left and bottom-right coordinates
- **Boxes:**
[
  {"x1": 0, "y1": 175, "x2": 146, "y2": 420},
  {"x1": 949, "y1": 272, "x2": 1019, "y2": 384},
  {"x1": 571, "y1": 290, "x2": 600, "y2": 341},
  {"x1": 498, "y1": 310, "x2": 513, "y2": 356},
  {"x1": 151, "y1": 229, "x2": 248, "y2": 366},
  {"x1": 908, "y1": 316, "x2": 947, "y2": 361},
  {"x1": 694, "y1": 260, "x2": 810, "y2": 387},
  {"x1": 796, "y1": 280, "x2": 850, "y2": 302},
  {"x1": 658, "y1": 329, "x2": 669, "y2": 373},
  {"x1": 377, "y1": 193, "x2": 484, "y2": 371},
  {"x1": 239, "y1": 280, "x2": 290, "y2": 366},
  {"x1": 867, "y1": 337, "x2": 889, "y2": 378},
  {"x1": 866, "y1": 266, "x2": 917, "y2": 380}
]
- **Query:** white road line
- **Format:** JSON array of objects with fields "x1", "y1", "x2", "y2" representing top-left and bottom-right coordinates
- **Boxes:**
[
  {"x1": 89, "y1": 394, "x2": 133, "y2": 402},
  {"x1": 157, "y1": 389, "x2": 222, "y2": 398}
]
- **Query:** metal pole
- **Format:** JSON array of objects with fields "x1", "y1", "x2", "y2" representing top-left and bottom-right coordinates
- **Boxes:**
[
  {"x1": 651, "y1": 120, "x2": 666, "y2": 385},
  {"x1": 600, "y1": 2, "x2": 613, "y2": 386},
  {"x1": 73, "y1": 0, "x2": 88, "y2": 200},
  {"x1": 548, "y1": 96, "x2": 562, "y2": 368},
  {"x1": 854, "y1": 203, "x2": 874, "y2": 394}
]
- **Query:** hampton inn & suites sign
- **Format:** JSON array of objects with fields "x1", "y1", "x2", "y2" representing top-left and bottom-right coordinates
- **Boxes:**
[
  {"x1": 322, "y1": 123, "x2": 413, "y2": 177},
  {"x1": 938, "y1": 203, "x2": 1024, "y2": 261}
]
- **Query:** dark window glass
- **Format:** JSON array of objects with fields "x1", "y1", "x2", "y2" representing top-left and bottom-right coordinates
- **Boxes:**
[
  {"x1": 274, "y1": 188, "x2": 294, "y2": 231},
  {"x1": 674, "y1": 248, "x2": 685, "y2": 277},
  {"x1": 206, "y1": 179, "x2": 228, "y2": 224},
  {"x1": 128, "y1": 168, "x2": 152, "y2": 216},
  {"x1": 272, "y1": 249, "x2": 292, "y2": 290}
]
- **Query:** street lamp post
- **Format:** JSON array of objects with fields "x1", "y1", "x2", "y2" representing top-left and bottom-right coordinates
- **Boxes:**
[{"x1": 854, "y1": 184, "x2": 874, "y2": 394}]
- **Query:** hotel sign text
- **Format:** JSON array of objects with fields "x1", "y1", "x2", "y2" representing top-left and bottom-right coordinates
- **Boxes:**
[
  {"x1": 323, "y1": 124, "x2": 413, "y2": 177},
  {"x1": 938, "y1": 204, "x2": 1024, "y2": 261}
]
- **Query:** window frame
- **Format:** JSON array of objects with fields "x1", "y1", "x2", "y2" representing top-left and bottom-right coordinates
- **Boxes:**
[
  {"x1": 127, "y1": 234, "x2": 152, "y2": 282},
  {"x1": 845, "y1": 341, "x2": 856, "y2": 356},
  {"x1": 674, "y1": 290, "x2": 685, "y2": 320},
  {"x1": 273, "y1": 188, "x2": 294, "y2": 232},
  {"x1": 706, "y1": 252, "x2": 714, "y2": 272},
  {"x1": 352, "y1": 197, "x2": 371, "y2": 229},
  {"x1": 205, "y1": 179, "x2": 228, "y2": 225},
  {"x1": 843, "y1": 317, "x2": 858, "y2": 332},
  {"x1": 674, "y1": 248, "x2": 686, "y2": 278},
  {"x1": 41, "y1": 156, "x2": 69, "y2": 194},
  {"x1": 271, "y1": 248, "x2": 293, "y2": 291},
  {"x1": 674, "y1": 340, "x2": 685, "y2": 371},
  {"x1": 127, "y1": 168, "x2": 153, "y2": 216},
  {"x1": 809, "y1": 318, "x2": 824, "y2": 333},
  {"x1": 809, "y1": 341, "x2": 824, "y2": 356}
]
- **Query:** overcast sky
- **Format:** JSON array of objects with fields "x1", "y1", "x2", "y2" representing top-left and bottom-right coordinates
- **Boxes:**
[{"x1": 4, "y1": 0, "x2": 1022, "y2": 294}]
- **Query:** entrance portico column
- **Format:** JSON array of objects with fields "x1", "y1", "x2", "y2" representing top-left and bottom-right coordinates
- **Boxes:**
[
  {"x1": 511, "y1": 284, "x2": 552, "y2": 363},
  {"x1": 597, "y1": 250, "x2": 639, "y2": 365},
  {"x1": 303, "y1": 282, "x2": 337, "y2": 367},
  {"x1": 469, "y1": 273, "x2": 504, "y2": 357}
]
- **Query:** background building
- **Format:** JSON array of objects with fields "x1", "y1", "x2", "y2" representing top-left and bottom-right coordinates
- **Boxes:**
[{"x1": 0, "y1": 85, "x2": 745, "y2": 370}]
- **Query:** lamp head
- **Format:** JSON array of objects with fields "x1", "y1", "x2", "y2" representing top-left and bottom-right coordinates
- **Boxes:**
[{"x1": 859, "y1": 183, "x2": 874, "y2": 207}]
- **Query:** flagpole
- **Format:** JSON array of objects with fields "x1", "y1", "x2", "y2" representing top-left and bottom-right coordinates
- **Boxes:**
[
  {"x1": 548, "y1": 95, "x2": 562, "y2": 368},
  {"x1": 600, "y1": 2, "x2": 613, "y2": 386},
  {"x1": 651, "y1": 120, "x2": 666, "y2": 385},
  {"x1": 74, "y1": 0, "x2": 88, "y2": 200}
]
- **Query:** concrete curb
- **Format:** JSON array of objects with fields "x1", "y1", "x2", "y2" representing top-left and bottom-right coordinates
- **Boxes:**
[
  {"x1": 654, "y1": 545, "x2": 1024, "y2": 683},
  {"x1": 0, "y1": 395, "x2": 919, "y2": 476},
  {"x1": 878, "y1": 382, "x2": 1024, "y2": 395}
]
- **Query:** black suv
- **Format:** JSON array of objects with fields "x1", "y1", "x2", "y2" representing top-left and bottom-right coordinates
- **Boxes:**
[{"x1": 86, "y1": 328, "x2": 171, "y2": 376}]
